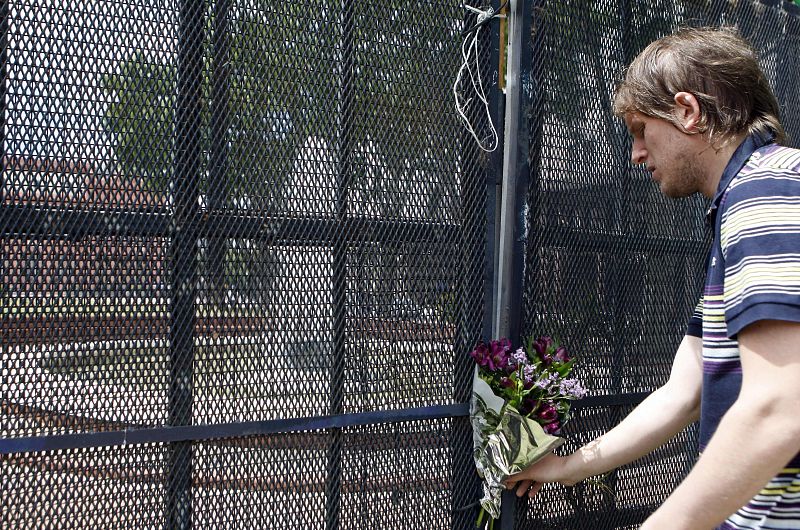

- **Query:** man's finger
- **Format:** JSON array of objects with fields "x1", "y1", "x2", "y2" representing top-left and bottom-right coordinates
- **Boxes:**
[
  {"x1": 528, "y1": 481, "x2": 544, "y2": 497},
  {"x1": 514, "y1": 480, "x2": 533, "y2": 497}
]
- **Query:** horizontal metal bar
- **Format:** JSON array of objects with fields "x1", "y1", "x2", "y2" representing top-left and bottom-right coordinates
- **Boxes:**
[
  {"x1": 1, "y1": 203, "x2": 706, "y2": 258},
  {"x1": 573, "y1": 391, "x2": 651, "y2": 408},
  {"x1": 0, "y1": 403, "x2": 469, "y2": 454},
  {"x1": 1, "y1": 205, "x2": 460, "y2": 246},
  {"x1": 541, "y1": 224, "x2": 709, "y2": 257},
  {"x1": 0, "y1": 391, "x2": 652, "y2": 455},
  {"x1": 202, "y1": 212, "x2": 460, "y2": 246},
  {"x1": 0, "y1": 204, "x2": 170, "y2": 238}
]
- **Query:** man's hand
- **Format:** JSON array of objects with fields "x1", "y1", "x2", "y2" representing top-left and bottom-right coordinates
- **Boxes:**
[
  {"x1": 502, "y1": 335, "x2": 702, "y2": 501},
  {"x1": 503, "y1": 452, "x2": 579, "y2": 498}
]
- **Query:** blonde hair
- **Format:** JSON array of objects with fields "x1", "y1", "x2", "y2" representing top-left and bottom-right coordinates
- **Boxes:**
[{"x1": 613, "y1": 26, "x2": 785, "y2": 145}]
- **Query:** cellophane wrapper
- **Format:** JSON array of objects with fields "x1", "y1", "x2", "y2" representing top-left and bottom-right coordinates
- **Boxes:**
[{"x1": 470, "y1": 369, "x2": 565, "y2": 519}]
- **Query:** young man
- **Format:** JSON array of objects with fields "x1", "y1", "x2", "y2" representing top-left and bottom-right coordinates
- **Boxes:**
[{"x1": 504, "y1": 27, "x2": 800, "y2": 529}]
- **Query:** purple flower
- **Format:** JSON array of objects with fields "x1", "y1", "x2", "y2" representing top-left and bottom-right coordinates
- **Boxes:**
[
  {"x1": 553, "y1": 346, "x2": 570, "y2": 364},
  {"x1": 518, "y1": 397, "x2": 537, "y2": 416},
  {"x1": 533, "y1": 336, "x2": 555, "y2": 366},
  {"x1": 543, "y1": 421, "x2": 561, "y2": 435},
  {"x1": 534, "y1": 371, "x2": 559, "y2": 390},
  {"x1": 536, "y1": 403, "x2": 559, "y2": 423},
  {"x1": 487, "y1": 339, "x2": 511, "y2": 372},
  {"x1": 499, "y1": 376, "x2": 514, "y2": 389},
  {"x1": 510, "y1": 348, "x2": 527, "y2": 367},
  {"x1": 523, "y1": 364, "x2": 536, "y2": 384},
  {"x1": 559, "y1": 378, "x2": 587, "y2": 399},
  {"x1": 469, "y1": 341, "x2": 491, "y2": 368}
]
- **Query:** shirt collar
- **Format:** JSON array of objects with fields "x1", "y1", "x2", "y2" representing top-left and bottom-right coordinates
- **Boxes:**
[{"x1": 706, "y1": 130, "x2": 774, "y2": 225}]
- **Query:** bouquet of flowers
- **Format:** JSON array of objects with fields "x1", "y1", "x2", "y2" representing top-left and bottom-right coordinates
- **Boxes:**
[{"x1": 470, "y1": 335, "x2": 586, "y2": 525}]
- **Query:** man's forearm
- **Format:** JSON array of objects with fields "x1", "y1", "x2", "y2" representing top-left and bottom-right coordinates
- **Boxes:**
[
  {"x1": 642, "y1": 399, "x2": 800, "y2": 529},
  {"x1": 564, "y1": 382, "x2": 699, "y2": 482}
]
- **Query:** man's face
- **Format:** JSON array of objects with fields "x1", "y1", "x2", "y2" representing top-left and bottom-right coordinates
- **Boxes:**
[{"x1": 624, "y1": 111, "x2": 704, "y2": 198}]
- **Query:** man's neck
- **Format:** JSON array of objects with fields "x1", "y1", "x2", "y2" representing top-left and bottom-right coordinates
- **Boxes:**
[{"x1": 698, "y1": 133, "x2": 749, "y2": 198}]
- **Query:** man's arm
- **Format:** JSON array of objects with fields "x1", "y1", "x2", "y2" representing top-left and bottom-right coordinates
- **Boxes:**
[
  {"x1": 505, "y1": 334, "x2": 703, "y2": 496},
  {"x1": 641, "y1": 319, "x2": 800, "y2": 529}
]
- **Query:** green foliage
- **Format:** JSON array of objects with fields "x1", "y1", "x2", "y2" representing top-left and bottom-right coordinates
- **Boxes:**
[
  {"x1": 102, "y1": 2, "x2": 464, "y2": 309},
  {"x1": 103, "y1": 1, "x2": 460, "y2": 205},
  {"x1": 102, "y1": 9, "x2": 323, "y2": 199},
  {"x1": 102, "y1": 53, "x2": 175, "y2": 191}
]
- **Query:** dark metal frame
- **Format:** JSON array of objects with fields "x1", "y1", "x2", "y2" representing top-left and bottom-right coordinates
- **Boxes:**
[{"x1": 2, "y1": 1, "x2": 798, "y2": 529}]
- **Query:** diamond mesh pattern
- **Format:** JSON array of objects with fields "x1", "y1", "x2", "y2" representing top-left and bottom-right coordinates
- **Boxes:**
[
  {"x1": 1, "y1": 0, "x2": 485, "y2": 529},
  {"x1": 519, "y1": 1, "x2": 800, "y2": 528},
  {"x1": 2, "y1": 0, "x2": 797, "y2": 528},
  {"x1": 1, "y1": 0, "x2": 481, "y2": 431},
  {"x1": 2, "y1": 444, "x2": 168, "y2": 529}
]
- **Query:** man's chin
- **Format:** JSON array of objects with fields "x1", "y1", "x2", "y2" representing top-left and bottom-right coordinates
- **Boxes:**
[
  {"x1": 654, "y1": 177, "x2": 691, "y2": 198},
  {"x1": 661, "y1": 185, "x2": 694, "y2": 199}
]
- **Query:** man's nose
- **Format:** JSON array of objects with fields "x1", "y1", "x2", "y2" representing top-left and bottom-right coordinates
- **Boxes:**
[{"x1": 630, "y1": 138, "x2": 647, "y2": 166}]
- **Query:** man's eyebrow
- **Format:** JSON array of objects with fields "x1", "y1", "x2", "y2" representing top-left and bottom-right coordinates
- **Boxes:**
[{"x1": 626, "y1": 117, "x2": 643, "y2": 133}]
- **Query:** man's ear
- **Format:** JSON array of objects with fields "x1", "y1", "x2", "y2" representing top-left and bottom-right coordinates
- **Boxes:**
[{"x1": 673, "y1": 91, "x2": 701, "y2": 133}]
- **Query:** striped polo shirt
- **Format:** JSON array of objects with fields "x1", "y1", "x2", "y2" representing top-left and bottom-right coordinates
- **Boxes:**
[{"x1": 687, "y1": 132, "x2": 800, "y2": 529}]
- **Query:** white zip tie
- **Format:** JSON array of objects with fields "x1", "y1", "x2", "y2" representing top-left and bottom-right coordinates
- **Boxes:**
[{"x1": 453, "y1": 4, "x2": 505, "y2": 152}]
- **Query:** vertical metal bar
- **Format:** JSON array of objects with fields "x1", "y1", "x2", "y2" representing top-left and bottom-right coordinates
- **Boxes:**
[
  {"x1": 327, "y1": 2, "x2": 353, "y2": 530},
  {"x1": 491, "y1": 3, "x2": 507, "y2": 345},
  {"x1": 523, "y1": 0, "x2": 547, "y2": 341},
  {"x1": 493, "y1": 0, "x2": 531, "y2": 344},
  {"x1": 208, "y1": 0, "x2": 231, "y2": 524},
  {"x1": 0, "y1": 0, "x2": 7, "y2": 315},
  {"x1": 169, "y1": 0, "x2": 203, "y2": 527},
  {"x1": 496, "y1": 1, "x2": 533, "y2": 529},
  {"x1": 451, "y1": 2, "x2": 506, "y2": 527}
]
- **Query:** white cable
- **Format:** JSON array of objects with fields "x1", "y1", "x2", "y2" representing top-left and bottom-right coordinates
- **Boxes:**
[{"x1": 453, "y1": 4, "x2": 504, "y2": 153}]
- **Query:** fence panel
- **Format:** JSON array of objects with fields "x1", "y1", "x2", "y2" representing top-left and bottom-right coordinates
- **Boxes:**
[
  {"x1": 1, "y1": 0, "x2": 797, "y2": 529},
  {"x1": 519, "y1": 0, "x2": 800, "y2": 528},
  {"x1": 0, "y1": 1, "x2": 492, "y2": 529}
]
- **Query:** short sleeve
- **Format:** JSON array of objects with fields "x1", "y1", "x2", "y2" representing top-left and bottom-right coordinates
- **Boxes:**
[
  {"x1": 720, "y1": 156, "x2": 800, "y2": 338},
  {"x1": 686, "y1": 298, "x2": 703, "y2": 338}
]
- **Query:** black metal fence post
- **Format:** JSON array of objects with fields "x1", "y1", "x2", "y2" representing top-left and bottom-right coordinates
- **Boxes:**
[
  {"x1": 499, "y1": 1, "x2": 534, "y2": 528},
  {"x1": 451, "y1": 2, "x2": 506, "y2": 528},
  {"x1": 327, "y1": 2, "x2": 354, "y2": 530},
  {"x1": 0, "y1": 0, "x2": 7, "y2": 322},
  {"x1": 169, "y1": 0, "x2": 204, "y2": 528}
]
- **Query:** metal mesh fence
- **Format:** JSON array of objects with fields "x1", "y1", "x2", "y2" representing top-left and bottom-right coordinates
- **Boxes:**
[
  {"x1": 2, "y1": 420, "x2": 464, "y2": 529},
  {"x1": 1, "y1": 0, "x2": 798, "y2": 528},
  {"x1": 520, "y1": 0, "x2": 800, "y2": 528},
  {"x1": 1, "y1": 1, "x2": 488, "y2": 529}
]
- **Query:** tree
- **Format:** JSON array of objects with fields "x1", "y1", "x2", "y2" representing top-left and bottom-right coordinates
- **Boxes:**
[
  {"x1": 103, "y1": 4, "x2": 335, "y2": 304},
  {"x1": 103, "y1": 1, "x2": 465, "y2": 316}
]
